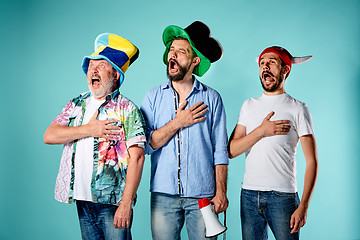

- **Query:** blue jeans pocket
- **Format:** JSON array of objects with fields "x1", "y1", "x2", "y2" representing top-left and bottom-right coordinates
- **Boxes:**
[{"x1": 272, "y1": 191, "x2": 296, "y2": 198}]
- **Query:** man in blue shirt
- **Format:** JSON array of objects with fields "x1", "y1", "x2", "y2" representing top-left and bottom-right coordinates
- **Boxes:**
[{"x1": 141, "y1": 21, "x2": 229, "y2": 240}]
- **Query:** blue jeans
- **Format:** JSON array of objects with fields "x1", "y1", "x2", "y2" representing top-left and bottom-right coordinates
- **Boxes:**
[
  {"x1": 241, "y1": 189, "x2": 300, "y2": 240},
  {"x1": 151, "y1": 192, "x2": 217, "y2": 240},
  {"x1": 76, "y1": 200, "x2": 132, "y2": 240}
]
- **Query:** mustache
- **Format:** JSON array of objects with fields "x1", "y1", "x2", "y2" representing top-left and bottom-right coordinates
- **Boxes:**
[{"x1": 91, "y1": 73, "x2": 101, "y2": 80}]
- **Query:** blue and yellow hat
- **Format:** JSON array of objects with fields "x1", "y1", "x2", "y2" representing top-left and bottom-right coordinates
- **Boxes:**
[{"x1": 82, "y1": 33, "x2": 139, "y2": 87}]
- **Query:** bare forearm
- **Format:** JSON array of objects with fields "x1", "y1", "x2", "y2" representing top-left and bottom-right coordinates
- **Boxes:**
[
  {"x1": 119, "y1": 148, "x2": 145, "y2": 207},
  {"x1": 43, "y1": 122, "x2": 90, "y2": 145},
  {"x1": 215, "y1": 164, "x2": 228, "y2": 196},
  {"x1": 300, "y1": 160, "x2": 318, "y2": 210},
  {"x1": 229, "y1": 126, "x2": 263, "y2": 158},
  {"x1": 211, "y1": 164, "x2": 229, "y2": 213},
  {"x1": 229, "y1": 112, "x2": 291, "y2": 159},
  {"x1": 299, "y1": 135, "x2": 319, "y2": 210},
  {"x1": 150, "y1": 119, "x2": 180, "y2": 149},
  {"x1": 44, "y1": 112, "x2": 121, "y2": 145},
  {"x1": 113, "y1": 147, "x2": 145, "y2": 229}
]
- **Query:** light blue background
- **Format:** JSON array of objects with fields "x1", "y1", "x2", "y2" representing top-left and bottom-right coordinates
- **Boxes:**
[{"x1": 1, "y1": 0, "x2": 359, "y2": 239}]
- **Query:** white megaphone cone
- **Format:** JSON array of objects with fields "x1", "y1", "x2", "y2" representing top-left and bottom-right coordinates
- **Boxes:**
[{"x1": 198, "y1": 198, "x2": 227, "y2": 238}]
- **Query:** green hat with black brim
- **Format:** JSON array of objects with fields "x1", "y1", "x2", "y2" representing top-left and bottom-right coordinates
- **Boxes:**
[{"x1": 162, "y1": 21, "x2": 223, "y2": 77}]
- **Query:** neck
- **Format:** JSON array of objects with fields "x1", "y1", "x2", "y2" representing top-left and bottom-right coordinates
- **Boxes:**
[
  {"x1": 171, "y1": 74, "x2": 194, "y2": 93},
  {"x1": 92, "y1": 88, "x2": 118, "y2": 101},
  {"x1": 171, "y1": 74, "x2": 194, "y2": 102},
  {"x1": 263, "y1": 88, "x2": 285, "y2": 96}
]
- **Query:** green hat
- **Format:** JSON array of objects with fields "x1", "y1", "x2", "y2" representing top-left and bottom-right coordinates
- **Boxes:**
[{"x1": 162, "y1": 21, "x2": 223, "y2": 77}]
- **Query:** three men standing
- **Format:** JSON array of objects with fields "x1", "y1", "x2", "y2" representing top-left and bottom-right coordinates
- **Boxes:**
[{"x1": 45, "y1": 25, "x2": 318, "y2": 240}]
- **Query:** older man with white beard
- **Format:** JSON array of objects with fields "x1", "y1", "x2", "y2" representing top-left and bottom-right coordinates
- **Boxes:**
[
  {"x1": 44, "y1": 33, "x2": 146, "y2": 240},
  {"x1": 228, "y1": 46, "x2": 319, "y2": 240}
]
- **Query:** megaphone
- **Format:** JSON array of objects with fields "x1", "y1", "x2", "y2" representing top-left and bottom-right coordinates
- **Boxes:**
[{"x1": 198, "y1": 198, "x2": 227, "y2": 238}]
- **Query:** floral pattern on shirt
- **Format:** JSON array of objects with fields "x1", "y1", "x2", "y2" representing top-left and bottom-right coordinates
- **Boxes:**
[{"x1": 54, "y1": 89, "x2": 145, "y2": 205}]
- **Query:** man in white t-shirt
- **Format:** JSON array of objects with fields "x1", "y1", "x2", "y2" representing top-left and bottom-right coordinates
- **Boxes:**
[
  {"x1": 44, "y1": 33, "x2": 146, "y2": 240},
  {"x1": 228, "y1": 46, "x2": 318, "y2": 240}
]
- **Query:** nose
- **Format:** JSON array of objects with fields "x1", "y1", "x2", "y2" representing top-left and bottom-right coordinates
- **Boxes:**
[
  {"x1": 262, "y1": 62, "x2": 270, "y2": 70},
  {"x1": 169, "y1": 50, "x2": 177, "y2": 59},
  {"x1": 89, "y1": 65, "x2": 99, "y2": 74},
  {"x1": 87, "y1": 67, "x2": 98, "y2": 78}
]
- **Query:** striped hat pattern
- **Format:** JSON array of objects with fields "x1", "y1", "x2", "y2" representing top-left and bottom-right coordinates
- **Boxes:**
[{"x1": 82, "y1": 33, "x2": 139, "y2": 87}]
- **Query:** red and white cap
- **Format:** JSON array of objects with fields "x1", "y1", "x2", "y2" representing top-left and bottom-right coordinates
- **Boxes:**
[{"x1": 256, "y1": 46, "x2": 313, "y2": 73}]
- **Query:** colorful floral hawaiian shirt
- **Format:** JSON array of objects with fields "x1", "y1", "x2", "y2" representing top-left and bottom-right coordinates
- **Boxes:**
[{"x1": 53, "y1": 89, "x2": 146, "y2": 205}]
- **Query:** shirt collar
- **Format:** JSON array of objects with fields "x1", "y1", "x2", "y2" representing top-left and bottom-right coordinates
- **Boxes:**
[
  {"x1": 106, "y1": 88, "x2": 120, "y2": 101},
  {"x1": 162, "y1": 77, "x2": 203, "y2": 92},
  {"x1": 78, "y1": 88, "x2": 120, "y2": 101}
]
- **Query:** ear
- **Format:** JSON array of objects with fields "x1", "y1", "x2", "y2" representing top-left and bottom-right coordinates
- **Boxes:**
[
  {"x1": 283, "y1": 65, "x2": 291, "y2": 79},
  {"x1": 113, "y1": 71, "x2": 120, "y2": 82},
  {"x1": 192, "y1": 56, "x2": 201, "y2": 67}
]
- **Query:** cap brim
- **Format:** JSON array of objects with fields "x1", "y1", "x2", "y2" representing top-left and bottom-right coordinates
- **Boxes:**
[
  {"x1": 82, "y1": 55, "x2": 125, "y2": 87},
  {"x1": 162, "y1": 25, "x2": 211, "y2": 77}
]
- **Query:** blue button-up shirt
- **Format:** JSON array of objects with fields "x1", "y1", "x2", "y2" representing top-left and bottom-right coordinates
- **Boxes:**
[{"x1": 141, "y1": 79, "x2": 228, "y2": 198}]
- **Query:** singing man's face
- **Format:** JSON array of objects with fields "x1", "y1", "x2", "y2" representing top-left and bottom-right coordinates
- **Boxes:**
[
  {"x1": 87, "y1": 59, "x2": 119, "y2": 100},
  {"x1": 259, "y1": 52, "x2": 288, "y2": 93},
  {"x1": 167, "y1": 39, "x2": 196, "y2": 82}
]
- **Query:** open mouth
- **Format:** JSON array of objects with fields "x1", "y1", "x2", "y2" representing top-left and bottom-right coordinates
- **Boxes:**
[
  {"x1": 91, "y1": 75, "x2": 101, "y2": 87},
  {"x1": 262, "y1": 71, "x2": 274, "y2": 83},
  {"x1": 168, "y1": 59, "x2": 179, "y2": 73}
]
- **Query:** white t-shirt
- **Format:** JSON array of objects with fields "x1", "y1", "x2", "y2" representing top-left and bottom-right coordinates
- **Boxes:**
[
  {"x1": 237, "y1": 93, "x2": 314, "y2": 193},
  {"x1": 73, "y1": 96, "x2": 105, "y2": 201}
]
